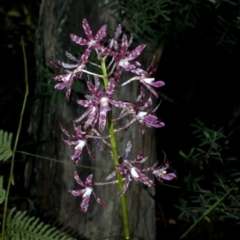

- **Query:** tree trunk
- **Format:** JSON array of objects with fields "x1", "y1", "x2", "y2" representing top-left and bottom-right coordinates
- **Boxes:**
[{"x1": 29, "y1": 1, "x2": 162, "y2": 239}]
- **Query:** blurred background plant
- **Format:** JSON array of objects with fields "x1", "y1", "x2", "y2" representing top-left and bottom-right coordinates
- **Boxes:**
[
  {"x1": 0, "y1": 0, "x2": 39, "y2": 133},
  {"x1": 0, "y1": 0, "x2": 39, "y2": 214},
  {"x1": 176, "y1": 120, "x2": 240, "y2": 238},
  {"x1": 102, "y1": 0, "x2": 240, "y2": 52}
]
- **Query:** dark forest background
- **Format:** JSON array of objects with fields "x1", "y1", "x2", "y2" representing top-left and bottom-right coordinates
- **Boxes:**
[{"x1": 1, "y1": 0, "x2": 240, "y2": 239}]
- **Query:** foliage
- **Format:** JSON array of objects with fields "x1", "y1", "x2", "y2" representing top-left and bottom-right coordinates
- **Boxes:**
[
  {"x1": 0, "y1": 0, "x2": 40, "y2": 130},
  {"x1": 0, "y1": 130, "x2": 13, "y2": 162},
  {"x1": 101, "y1": 0, "x2": 240, "y2": 52},
  {"x1": 0, "y1": 38, "x2": 79, "y2": 240},
  {"x1": 177, "y1": 120, "x2": 240, "y2": 237},
  {"x1": 5, "y1": 208, "x2": 75, "y2": 240},
  {"x1": 0, "y1": 0, "x2": 39, "y2": 53},
  {"x1": 0, "y1": 176, "x2": 6, "y2": 204}
]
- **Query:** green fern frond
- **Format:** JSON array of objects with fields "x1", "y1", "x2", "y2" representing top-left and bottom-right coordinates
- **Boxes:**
[
  {"x1": 0, "y1": 130, "x2": 13, "y2": 161},
  {"x1": 5, "y1": 208, "x2": 76, "y2": 240}
]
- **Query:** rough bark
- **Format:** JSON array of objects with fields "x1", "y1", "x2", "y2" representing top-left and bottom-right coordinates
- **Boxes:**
[{"x1": 29, "y1": 1, "x2": 162, "y2": 239}]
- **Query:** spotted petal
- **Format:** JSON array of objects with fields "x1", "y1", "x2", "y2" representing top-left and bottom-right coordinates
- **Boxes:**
[
  {"x1": 119, "y1": 174, "x2": 131, "y2": 196},
  {"x1": 82, "y1": 19, "x2": 93, "y2": 40},
  {"x1": 125, "y1": 44, "x2": 146, "y2": 61},
  {"x1": 95, "y1": 24, "x2": 107, "y2": 41},
  {"x1": 149, "y1": 80, "x2": 165, "y2": 88},
  {"x1": 68, "y1": 189, "x2": 85, "y2": 197},
  {"x1": 133, "y1": 169, "x2": 155, "y2": 188},
  {"x1": 73, "y1": 170, "x2": 85, "y2": 187},
  {"x1": 81, "y1": 190, "x2": 92, "y2": 213},
  {"x1": 93, "y1": 192, "x2": 107, "y2": 206},
  {"x1": 70, "y1": 33, "x2": 88, "y2": 46}
]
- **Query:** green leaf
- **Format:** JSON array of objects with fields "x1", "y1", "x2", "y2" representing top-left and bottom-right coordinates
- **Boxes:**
[
  {"x1": 0, "y1": 130, "x2": 13, "y2": 161},
  {"x1": 180, "y1": 186, "x2": 235, "y2": 239},
  {"x1": 189, "y1": 147, "x2": 195, "y2": 157},
  {"x1": 179, "y1": 150, "x2": 187, "y2": 159},
  {"x1": 0, "y1": 175, "x2": 6, "y2": 204}
]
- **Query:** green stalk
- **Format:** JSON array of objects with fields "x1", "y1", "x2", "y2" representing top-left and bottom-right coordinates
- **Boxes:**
[
  {"x1": 101, "y1": 57, "x2": 130, "y2": 240},
  {"x1": 1, "y1": 37, "x2": 29, "y2": 239},
  {"x1": 180, "y1": 186, "x2": 235, "y2": 239}
]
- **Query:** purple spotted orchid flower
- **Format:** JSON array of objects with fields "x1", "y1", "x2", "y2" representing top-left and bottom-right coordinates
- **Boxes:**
[
  {"x1": 69, "y1": 170, "x2": 106, "y2": 213},
  {"x1": 113, "y1": 34, "x2": 145, "y2": 74},
  {"x1": 52, "y1": 19, "x2": 176, "y2": 213},
  {"x1": 152, "y1": 162, "x2": 176, "y2": 183},
  {"x1": 106, "y1": 141, "x2": 155, "y2": 196},
  {"x1": 70, "y1": 19, "x2": 114, "y2": 57},
  {"x1": 140, "y1": 152, "x2": 176, "y2": 183},
  {"x1": 52, "y1": 51, "x2": 88, "y2": 100},
  {"x1": 77, "y1": 77, "x2": 133, "y2": 132},
  {"x1": 60, "y1": 123, "x2": 95, "y2": 164},
  {"x1": 122, "y1": 59, "x2": 165, "y2": 98},
  {"x1": 115, "y1": 87, "x2": 165, "y2": 134}
]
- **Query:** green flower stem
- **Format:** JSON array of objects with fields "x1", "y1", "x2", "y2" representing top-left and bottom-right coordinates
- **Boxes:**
[
  {"x1": 1, "y1": 37, "x2": 29, "y2": 240},
  {"x1": 101, "y1": 57, "x2": 130, "y2": 240}
]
